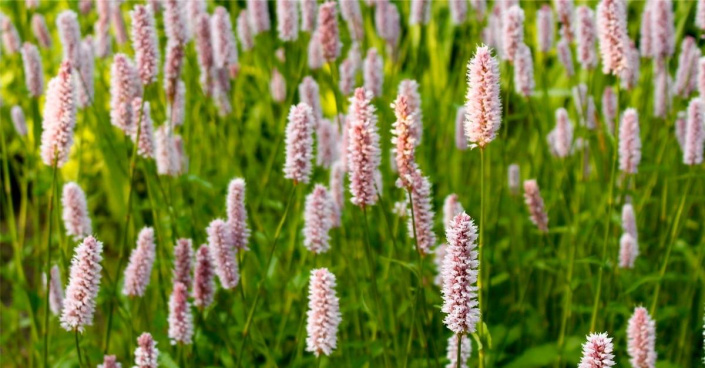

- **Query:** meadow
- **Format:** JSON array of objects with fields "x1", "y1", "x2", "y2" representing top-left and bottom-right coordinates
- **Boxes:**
[{"x1": 0, "y1": 0, "x2": 704, "y2": 367}]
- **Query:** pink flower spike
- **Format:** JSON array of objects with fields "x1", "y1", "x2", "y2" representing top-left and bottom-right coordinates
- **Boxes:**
[
  {"x1": 502, "y1": 5, "x2": 524, "y2": 62},
  {"x1": 650, "y1": 0, "x2": 675, "y2": 60},
  {"x1": 283, "y1": 103, "x2": 316, "y2": 184},
  {"x1": 464, "y1": 45, "x2": 502, "y2": 148},
  {"x1": 164, "y1": 0, "x2": 187, "y2": 44},
  {"x1": 551, "y1": 107, "x2": 574, "y2": 158},
  {"x1": 455, "y1": 106, "x2": 468, "y2": 150},
  {"x1": 207, "y1": 219, "x2": 239, "y2": 289},
  {"x1": 248, "y1": 0, "x2": 271, "y2": 35},
  {"x1": 556, "y1": 37, "x2": 575, "y2": 77},
  {"x1": 674, "y1": 37, "x2": 699, "y2": 97},
  {"x1": 192, "y1": 244, "x2": 216, "y2": 308},
  {"x1": 640, "y1": 3, "x2": 653, "y2": 58},
  {"x1": 131, "y1": 98, "x2": 156, "y2": 159},
  {"x1": 76, "y1": 37, "x2": 95, "y2": 108},
  {"x1": 619, "y1": 232, "x2": 638, "y2": 268},
  {"x1": 61, "y1": 236, "x2": 103, "y2": 332},
  {"x1": 11, "y1": 106, "x2": 27, "y2": 136},
  {"x1": 277, "y1": 0, "x2": 299, "y2": 41},
  {"x1": 306, "y1": 268, "x2": 342, "y2": 357},
  {"x1": 508, "y1": 164, "x2": 520, "y2": 195},
  {"x1": 57, "y1": 10, "x2": 82, "y2": 70},
  {"x1": 212, "y1": 7, "x2": 239, "y2": 75},
  {"x1": 407, "y1": 170, "x2": 436, "y2": 256},
  {"x1": 98, "y1": 355, "x2": 121, "y2": 368},
  {"x1": 329, "y1": 161, "x2": 346, "y2": 227},
  {"x1": 576, "y1": 5, "x2": 597, "y2": 70},
  {"x1": 299, "y1": 76, "x2": 323, "y2": 123},
  {"x1": 112, "y1": 3, "x2": 129, "y2": 45},
  {"x1": 675, "y1": 111, "x2": 687, "y2": 151},
  {"x1": 513, "y1": 43, "x2": 534, "y2": 97},
  {"x1": 536, "y1": 5, "x2": 554, "y2": 53},
  {"x1": 317, "y1": 118, "x2": 340, "y2": 168},
  {"x1": 131, "y1": 5, "x2": 160, "y2": 85},
  {"x1": 446, "y1": 334, "x2": 472, "y2": 368},
  {"x1": 110, "y1": 54, "x2": 139, "y2": 135},
  {"x1": 32, "y1": 14, "x2": 51, "y2": 49},
  {"x1": 441, "y1": 212, "x2": 480, "y2": 334},
  {"x1": 578, "y1": 332, "x2": 615, "y2": 368},
  {"x1": 601, "y1": 86, "x2": 617, "y2": 134},
  {"x1": 303, "y1": 184, "x2": 334, "y2": 254},
  {"x1": 168, "y1": 282, "x2": 194, "y2": 345},
  {"x1": 186, "y1": 0, "x2": 206, "y2": 40},
  {"x1": 363, "y1": 48, "x2": 384, "y2": 98},
  {"x1": 596, "y1": 0, "x2": 629, "y2": 76},
  {"x1": 627, "y1": 307, "x2": 657, "y2": 368},
  {"x1": 61, "y1": 182, "x2": 92, "y2": 240},
  {"x1": 40, "y1": 61, "x2": 77, "y2": 168},
  {"x1": 619, "y1": 108, "x2": 641, "y2": 174},
  {"x1": 398, "y1": 79, "x2": 423, "y2": 145},
  {"x1": 449, "y1": 0, "x2": 468, "y2": 25},
  {"x1": 301, "y1": 0, "x2": 318, "y2": 32},
  {"x1": 340, "y1": 0, "x2": 364, "y2": 40},
  {"x1": 134, "y1": 332, "x2": 159, "y2": 367},
  {"x1": 410, "y1": 0, "x2": 431, "y2": 26},
  {"x1": 48, "y1": 265, "x2": 64, "y2": 316},
  {"x1": 21, "y1": 43, "x2": 44, "y2": 97},
  {"x1": 308, "y1": 30, "x2": 324, "y2": 70},
  {"x1": 347, "y1": 88, "x2": 381, "y2": 208},
  {"x1": 226, "y1": 178, "x2": 251, "y2": 251},
  {"x1": 392, "y1": 92, "x2": 419, "y2": 188},
  {"x1": 554, "y1": 0, "x2": 574, "y2": 42},
  {"x1": 237, "y1": 10, "x2": 254, "y2": 51},
  {"x1": 375, "y1": 0, "x2": 400, "y2": 50},
  {"x1": 1, "y1": 14, "x2": 20, "y2": 54},
  {"x1": 470, "y1": 0, "x2": 486, "y2": 20},
  {"x1": 621, "y1": 42, "x2": 640, "y2": 90},
  {"x1": 155, "y1": 125, "x2": 179, "y2": 176},
  {"x1": 123, "y1": 227, "x2": 156, "y2": 297},
  {"x1": 652, "y1": 62, "x2": 669, "y2": 118},
  {"x1": 622, "y1": 203, "x2": 638, "y2": 242},
  {"x1": 173, "y1": 238, "x2": 194, "y2": 287},
  {"x1": 194, "y1": 13, "x2": 215, "y2": 96},
  {"x1": 523, "y1": 179, "x2": 548, "y2": 233},
  {"x1": 271, "y1": 68, "x2": 287, "y2": 102},
  {"x1": 443, "y1": 194, "x2": 464, "y2": 232},
  {"x1": 167, "y1": 80, "x2": 186, "y2": 127},
  {"x1": 318, "y1": 2, "x2": 341, "y2": 62},
  {"x1": 684, "y1": 98, "x2": 705, "y2": 166},
  {"x1": 698, "y1": 0, "x2": 705, "y2": 31}
]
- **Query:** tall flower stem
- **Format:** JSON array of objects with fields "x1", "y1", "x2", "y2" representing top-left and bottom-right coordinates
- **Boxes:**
[
  {"x1": 236, "y1": 185, "x2": 297, "y2": 368},
  {"x1": 477, "y1": 147, "x2": 486, "y2": 368},
  {"x1": 457, "y1": 333, "x2": 462, "y2": 368},
  {"x1": 362, "y1": 206, "x2": 390, "y2": 368},
  {"x1": 75, "y1": 330, "x2": 83, "y2": 367},
  {"x1": 42, "y1": 158, "x2": 58, "y2": 368}
]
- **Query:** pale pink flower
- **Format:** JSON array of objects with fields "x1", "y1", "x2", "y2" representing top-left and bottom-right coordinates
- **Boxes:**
[
  {"x1": 131, "y1": 5, "x2": 160, "y2": 85},
  {"x1": 303, "y1": 185, "x2": 334, "y2": 254},
  {"x1": 167, "y1": 80, "x2": 186, "y2": 127},
  {"x1": 110, "y1": 54, "x2": 139, "y2": 134},
  {"x1": 299, "y1": 76, "x2": 323, "y2": 122},
  {"x1": 40, "y1": 61, "x2": 77, "y2": 168},
  {"x1": 76, "y1": 38, "x2": 95, "y2": 108},
  {"x1": 237, "y1": 10, "x2": 254, "y2": 51},
  {"x1": 208, "y1": 218, "x2": 239, "y2": 289},
  {"x1": 621, "y1": 42, "x2": 640, "y2": 90},
  {"x1": 578, "y1": 333, "x2": 615, "y2": 368},
  {"x1": 483, "y1": 6, "x2": 503, "y2": 56},
  {"x1": 317, "y1": 118, "x2": 340, "y2": 168},
  {"x1": 11, "y1": 106, "x2": 27, "y2": 136},
  {"x1": 398, "y1": 79, "x2": 423, "y2": 145},
  {"x1": 622, "y1": 203, "x2": 638, "y2": 242},
  {"x1": 212, "y1": 7, "x2": 240, "y2": 77},
  {"x1": 79, "y1": 0, "x2": 92, "y2": 14},
  {"x1": 684, "y1": 98, "x2": 705, "y2": 166},
  {"x1": 449, "y1": 0, "x2": 468, "y2": 25},
  {"x1": 674, "y1": 37, "x2": 699, "y2": 97},
  {"x1": 627, "y1": 307, "x2": 657, "y2": 368},
  {"x1": 464, "y1": 45, "x2": 502, "y2": 148},
  {"x1": 226, "y1": 178, "x2": 251, "y2": 251},
  {"x1": 192, "y1": 245, "x2": 215, "y2": 308},
  {"x1": 248, "y1": 0, "x2": 271, "y2": 35},
  {"x1": 98, "y1": 355, "x2": 121, "y2": 368},
  {"x1": 277, "y1": 0, "x2": 300, "y2": 41},
  {"x1": 508, "y1": 164, "x2": 520, "y2": 195},
  {"x1": 698, "y1": 0, "x2": 705, "y2": 30},
  {"x1": 410, "y1": 0, "x2": 431, "y2": 26},
  {"x1": 57, "y1": 10, "x2": 82, "y2": 70},
  {"x1": 653, "y1": 62, "x2": 670, "y2": 118},
  {"x1": 48, "y1": 265, "x2": 65, "y2": 316},
  {"x1": 26, "y1": 0, "x2": 38, "y2": 9},
  {"x1": 329, "y1": 161, "x2": 345, "y2": 227},
  {"x1": 585, "y1": 97, "x2": 597, "y2": 130},
  {"x1": 173, "y1": 238, "x2": 193, "y2": 287},
  {"x1": 536, "y1": 5, "x2": 554, "y2": 53},
  {"x1": 131, "y1": 98, "x2": 156, "y2": 159},
  {"x1": 602, "y1": 86, "x2": 617, "y2": 134},
  {"x1": 60, "y1": 235, "x2": 103, "y2": 332},
  {"x1": 441, "y1": 212, "x2": 480, "y2": 334},
  {"x1": 443, "y1": 194, "x2": 464, "y2": 231},
  {"x1": 407, "y1": 170, "x2": 436, "y2": 256},
  {"x1": 270, "y1": 68, "x2": 287, "y2": 102},
  {"x1": 455, "y1": 106, "x2": 467, "y2": 150},
  {"x1": 619, "y1": 108, "x2": 641, "y2": 174},
  {"x1": 21, "y1": 42, "x2": 44, "y2": 97},
  {"x1": 308, "y1": 30, "x2": 324, "y2": 69},
  {"x1": 1, "y1": 13, "x2": 20, "y2": 54},
  {"x1": 576, "y1": 6, "x2": 597, "y2": 70},
  {"x1": 194, "y1": 13, "x2": 215, "y2": 96},
  {"x1": 306, "y1": 268, "x2": 342, "y2": 357},
  {"x1": 513, "y1": 43, "x2": 534, "y2": 97},
  {"x1": 301, "y1": 0, "x2": 318, "y2": 32},
  {"x1": 168, "y1": 282, "x2": 194, "y2": 345},
  {"x1": 470, "y1": 0, "x2": 486, "y2": 20},
  {"x1": 596, "y1": 0, "x2": 629, "y2": 76},
  {"x1": 94, "y1": 18, "x2": 112, "y2": 59},
  {"x1": 284, "y1": 103, "x2": 316, "y2": 184},
  {"x1": 557, "y1": 37, "x2": 575, "y2": 77},
  {"x1": 134, "y1": 332, "x2": 159, "y2": 368},
  {"x1": 112, "y1": 3, "x2": 128, "y2": 45},
  {"x1": 31, "y1": 14, "x2": 51, "y2": 49},
  {"x1": 318, "y1": 2, "x2": 341, "y2": 62},
  {"x1": 339, "y1": 58, "x2": 357, "y2": 95},
  {"x1": 155, "y1": 125, "x2": 180, "y2": 176},
  {"x1": 347, "y1": 88, "x2": 381, "y2": 207},
  {"x1": 502, "y1": 5, "x2": 524, "y2": 62},
  {"x1": 640, "y1": 1, "x2": 653, "y2": 58},
  {"x1": 554, "y1": 0, "x2": 574, "y2": 42},
  {"x1": 650, "y1": 0, "x2": 674, "y2": 60},
  {"x1": 619, "y1": 233, "x2": 638, "y2": 268},
  {"x1": 164, "y1": 0, "x2": 188, "y2": 44},
  {"x1": 186, "y1": 0, "x2": 206, "y2": 40},
  {"x1": 675, "y1": 111, "x2": 687, "y2": 151},
  {"x1": 62, "y1": 182, "x2": 92, "y2": 240},
  {"x1": 523, "y1": 179, "x2": 548, "y2": 232},
  {"x1": 123, "y1": 227, "x2": 156, "y2": 297},
  {"x1": 392, "y1": 93, "x2": 419, "y2": 188},
  {"x1": 446, "y1": 334, "x2": 472, "y2": 368},
  {"x1": 549, "y1": 108, "x2": 573, "y2": 158},
  {"x1": 375, "y1": 0, "x2": 400, "y2": 51},
  {"x1": 340, "y1": 0, "x2": 364, "y2": 40}
]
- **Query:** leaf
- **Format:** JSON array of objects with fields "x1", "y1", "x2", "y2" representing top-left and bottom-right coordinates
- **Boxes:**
[{"x1": 503, "y1": 343, "x2": 559, "y2": 368}]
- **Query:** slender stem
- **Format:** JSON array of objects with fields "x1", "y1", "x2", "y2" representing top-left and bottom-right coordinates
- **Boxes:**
[
  {"x1": 42, "y1": 160, "x2": 58, "y2": 368},
  {"x1": 478, "y1": 148, "x2": 486, "y2": 368},
  {"x1": 456, "y1": 333, "x2": 462, "y2": 368},
  {"x1": 75, "y1": 330, "x2": 83, "y2": 368}
]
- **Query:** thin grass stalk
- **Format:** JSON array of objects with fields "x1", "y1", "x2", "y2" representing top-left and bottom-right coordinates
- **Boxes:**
[
  {"x1": 456, "y1": 333, "x2": 462, "y2": 368},
  {"x1": 477, "y1": 147, "x2": 486, "y2": 368},
  {"x1": 403, "y1": 188, "x2": 420, "y2": 368},
  {"x1": 237, "y1": 184, "x2": 297, "y2": 368},
  {"x1": 74, "y1": 329, "x2": 83, "y2": 367}
]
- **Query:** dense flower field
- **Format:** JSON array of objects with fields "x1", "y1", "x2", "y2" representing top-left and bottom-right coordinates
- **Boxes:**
[{"x1": 0, "y1": 0, "x2": 704, "y2": 367}]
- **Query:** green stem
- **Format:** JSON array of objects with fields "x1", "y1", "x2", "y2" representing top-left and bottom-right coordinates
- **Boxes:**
[
  {"x1": 456, "y1": 333, "x2": 462, "y2": 368},
  {"x1": 42, "y1": 160, "x2": 58, "y2": 368},
  {"x1": 478, "y1": 147, "x2": 486, "y2": 368},
  {"x1": 75, "y1": 330, "x2": 83, "y2": 368}
]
